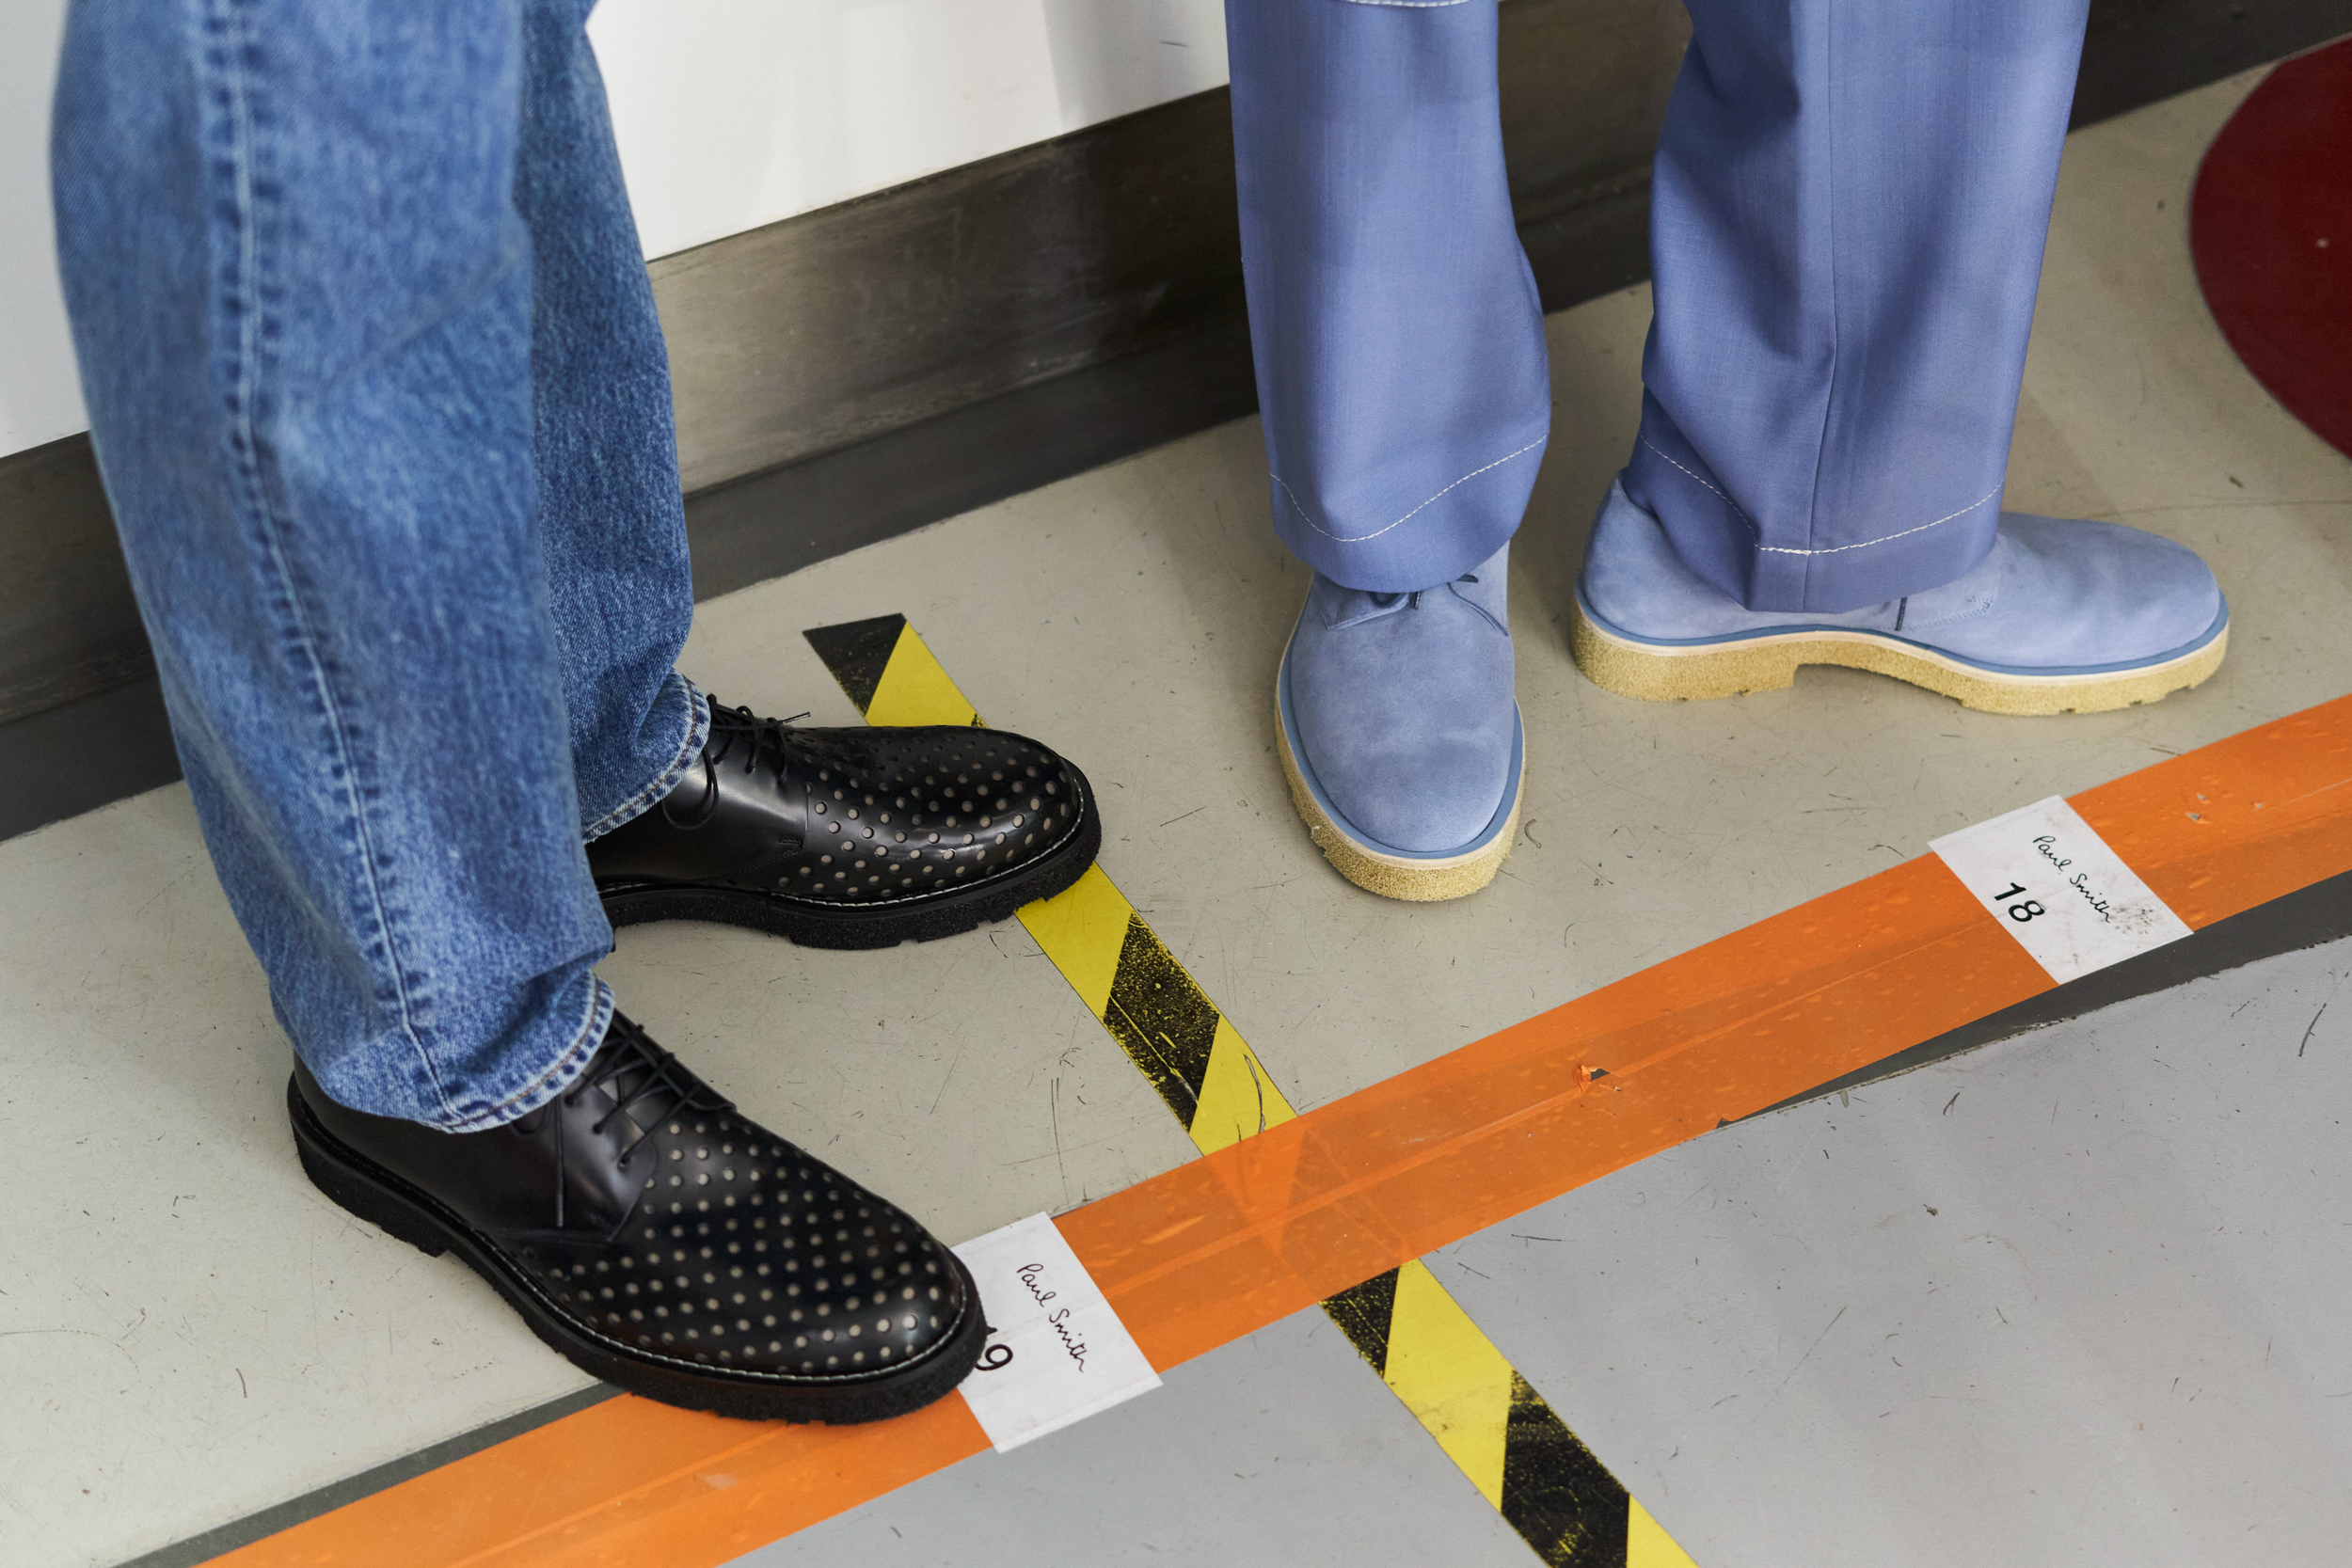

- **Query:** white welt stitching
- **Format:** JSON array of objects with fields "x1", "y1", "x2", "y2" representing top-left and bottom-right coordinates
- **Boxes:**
[
  {"x1": 1639, "y1": 437, "x2": 2002, "y2": 558},
  {"x1": 1276, "y1": 436, "x2": 1548, "y2": 546},
  {"x1": 1331, "y1": 1, "x2": 1475, "y2": 8}
]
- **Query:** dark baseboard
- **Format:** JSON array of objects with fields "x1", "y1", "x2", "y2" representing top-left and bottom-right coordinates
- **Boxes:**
[
  {"x1": 2071, "y1": 0, "x2": 2352, "y2": 127},
  {"x1": 684, "y1": 314, "x2": 1260, "y2": 602},
  {"x1": 0, "y1": 433, "x2": 149, "y2": 726},
  {"x1": 4, "y1": 0, "x2": 2344, "y2": 841},
  {"x1": 0, "y1": 674, "x2": 183, "y2": 844}
]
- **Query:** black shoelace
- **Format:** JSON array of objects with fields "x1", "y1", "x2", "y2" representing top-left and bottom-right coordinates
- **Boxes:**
[
  {"x1": 661, "y1": 700, "x2": 812, "y2": 832},
  {"x1": 570, "y1": 1016, "x2": 734, "y2": 1168},
  {"x1": 702, "y1": 701, "x2": 808, "y2": 783}
]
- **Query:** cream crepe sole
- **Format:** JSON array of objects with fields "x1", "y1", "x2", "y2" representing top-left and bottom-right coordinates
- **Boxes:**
[
  {"x1": 1569, "y1": 600, "x2": 2229, "y2": 717},
  {"x1": 1275, "y1": 696, "x2": 1522, "y2": 903}
]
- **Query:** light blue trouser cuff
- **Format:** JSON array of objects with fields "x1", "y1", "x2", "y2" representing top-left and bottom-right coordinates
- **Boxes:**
[
  {"x1": 1228, "y1": 0, "x2": 1551, "y2": 594},
  {"x1": 1230, "y1": 0, "x2": 2094, "y2": 611}
]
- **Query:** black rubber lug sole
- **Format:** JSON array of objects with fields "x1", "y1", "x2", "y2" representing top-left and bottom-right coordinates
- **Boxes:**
[
  {"x1": 287, "y1": 1079, "x2": 987, "y2": 1425},
  {"x1": 597, "y1": 792, "x2": 1101, "y2": 950}
]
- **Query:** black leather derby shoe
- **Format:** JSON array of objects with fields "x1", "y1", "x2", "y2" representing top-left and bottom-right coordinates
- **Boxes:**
[
  {"x1": 289, "y1": 1013, "x2": 985, "y2": 1423},
  {"x1": 588, "y1": 700, "x2": 1100, "y2": 948}
]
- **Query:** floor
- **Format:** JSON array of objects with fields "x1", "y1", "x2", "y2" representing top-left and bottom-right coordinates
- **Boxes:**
[
  {"x1": 771, "y1": 938, "x2": 2352, "y2": 1568},
  {"x1": 3, "y1": 63, "x2": 2349, "y2": 1568}
]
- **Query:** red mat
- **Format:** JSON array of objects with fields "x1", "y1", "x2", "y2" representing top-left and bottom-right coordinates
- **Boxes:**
[{"x1": 2191, "y1": 38, "x2": 2352, "y2": 460}]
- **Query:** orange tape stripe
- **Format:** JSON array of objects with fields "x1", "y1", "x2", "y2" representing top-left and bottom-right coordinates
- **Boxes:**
[
  {"x1": 1079, "y1": 703, "x2": 2352, "y2": 1357},
  {"x1": 203, "y1": 694, "x2": 2352, "y2": 1567},
  {"x1": 207, "y1": 1396, "x2": 988, "y2": 1568},
  {"x1": 2074, "y1": 698, "x2": 2352, "y2": 925},
  {"x1": 1076, "y1": 698, "x2": 2352, "y2": 1366},
  {"x1": 1066, "y1": 864, "x2": 2050, "y2": 1370}
]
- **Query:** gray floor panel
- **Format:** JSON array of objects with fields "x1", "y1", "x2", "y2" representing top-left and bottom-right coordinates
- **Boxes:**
[
  {"x1": 739, "y1": 1306, "x2": 1535, "y2": 1568},
  {"x1": 1434, "y1": 938, "x2": 2352, "y2": 1567}
]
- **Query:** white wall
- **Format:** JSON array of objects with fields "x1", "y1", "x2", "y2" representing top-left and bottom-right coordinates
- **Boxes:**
[
  {"x1": 591, "y1": 0, "x2": 1229, "y2": 261},
  {"x1": 0, "y1": 0, "x2": 77, "y2": 460},
  {"x1": 0, "y1": 0, "x2": 1229, "y2": 462}
]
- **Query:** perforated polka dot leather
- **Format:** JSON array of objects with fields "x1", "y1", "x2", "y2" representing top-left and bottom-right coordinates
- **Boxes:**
[
  {"x1": 527, "y1": 1093, "x2": 963, "y2": 1379},
  {"x1": 289, "y1": 1013, "x2": 986, "y2": 1423},
  {"x1": 589, "y1": 701, "x2": 1101, "y2": 948},
  {"x1": 787, "y1": 725, "x2": 1081, "y2": 899}
]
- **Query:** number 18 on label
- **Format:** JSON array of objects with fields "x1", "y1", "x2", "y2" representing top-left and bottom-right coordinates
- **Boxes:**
[
  {"x1": 1981, "y1": 882, "x2": 2044, "y2": 924},
  {"x1": 1930, "y1": 796, "x2": 2192, "y2": 985}
]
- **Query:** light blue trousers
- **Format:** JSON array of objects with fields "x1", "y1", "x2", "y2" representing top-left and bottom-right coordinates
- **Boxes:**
[{"x1": 1229, "y1": 0, "x2": 2092, "y2": 611}]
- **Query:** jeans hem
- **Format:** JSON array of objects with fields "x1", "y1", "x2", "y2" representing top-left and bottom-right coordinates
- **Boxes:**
[
  {"x1": 437, "y1": 974, "x2": 614, "y2": 1132},
  {"x1": 582, "y1": 673, "x2": 708, "y2": 842}
]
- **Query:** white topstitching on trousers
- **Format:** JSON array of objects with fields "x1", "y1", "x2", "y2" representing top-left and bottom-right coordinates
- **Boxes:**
[
  {"x1": 1276, "y1": 436, "x2": 1548, "y2": 546},
  {"x1": 1639, "y1": 437, "x2": 2003, "y2": 558}
]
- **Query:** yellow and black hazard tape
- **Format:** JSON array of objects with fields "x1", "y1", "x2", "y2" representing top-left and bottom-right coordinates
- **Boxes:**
[
  {"x1": 803, "y1": 612, "x2": 981, "y2": 729},
  {"x1": 803, "y1": 612, "x2": 1698, "y2": 1568}
]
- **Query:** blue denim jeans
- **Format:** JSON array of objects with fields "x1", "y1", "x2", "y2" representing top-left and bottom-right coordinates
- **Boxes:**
[
  {"x1": 53, "y1": 0, "x2": 707, "y2": 1130},
  {"x1": 1230, "y1": 0, "x2": 2092, "y2": 611}
]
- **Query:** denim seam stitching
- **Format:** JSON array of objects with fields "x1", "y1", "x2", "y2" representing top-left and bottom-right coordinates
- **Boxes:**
[
  {"x1": 1639, "y1": 437, "x2": 2001, "y2": 558},
  {"x1": 1275, "y1": 436, "x2": 1547, "y2": 546},
  {"x1": 1330, "y1": 1, "x2": 1475, "y2": 8},
  {"x1": 208, "y1": 1, "x2": 450, "y2": 1117},
  {"x1": 583, "y1": 675, "x2": 711, "y2": 841},
  {"x1": 446, "y1": 975, "x2": 613, "y2": 1132}
]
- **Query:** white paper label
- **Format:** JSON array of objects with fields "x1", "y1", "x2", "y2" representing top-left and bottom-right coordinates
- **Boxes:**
[
  {"x1": 1930, "y1": 795, "x2": 2192, "y2": 984},
  {"x1": 951, "y1": 1212, "x2": 1160, "y2": 1451}
]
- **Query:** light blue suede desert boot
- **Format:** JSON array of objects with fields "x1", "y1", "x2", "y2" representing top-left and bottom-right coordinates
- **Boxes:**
[
  {"x1": 1570, "y1": 480, "x2": 2228, "y2": 715},
  {"x1": 1277, "y1": 544, "x2": 1523, "y2": 900}
]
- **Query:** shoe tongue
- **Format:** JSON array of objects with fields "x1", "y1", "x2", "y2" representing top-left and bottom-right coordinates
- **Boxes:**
[
  {"x1": 701, "y1": 701, "x2": 802, "y2": 777},
  {"x1": 1321, "y1": 576, "x2": 1434, "y2": 629},
  {"x1": 1318, "y1": 570, "x2": 1508, "y2": 637},
  {"x1": 1319, "y1": 542, "x2": 1507, "y2": 630},
  {"x1": 586, "y1": 1024, "x2": 728, "y2": 1136}
]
